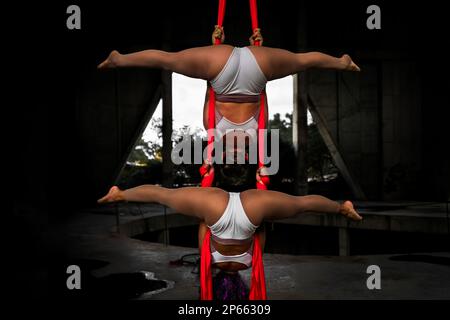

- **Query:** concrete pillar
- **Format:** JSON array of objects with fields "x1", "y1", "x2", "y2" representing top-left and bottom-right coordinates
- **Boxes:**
[
  {"x1": 339, "y1": 227, "x2": 350, "y2": 256},
  {"x1": 161, "y1": 71, "x2": 173, "y2": 245},
  {"x1": 157, "y1": 219, "x2": 170, "y2": 245},
  {"x1": 114, "y1": 70, "x2": 123, "y2": 165},
  {"x1": 161, "y1": 70, "x2": 174, "y2": 188},
  {"x1": 293, "y1": 73, "x2": 308, "y2": 195},
  {"x1": 291, "y1": 0, "x2": 308, "y2": 196},
  {"x1": 114, "y1": 72, "x2": 122, "y2": 234}
]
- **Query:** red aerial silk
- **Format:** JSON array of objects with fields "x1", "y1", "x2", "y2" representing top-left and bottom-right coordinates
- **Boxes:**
[
  {"x1": 199, "y1": 0, "x2": 268, "y2": 300},
  {"x1": 256, "y1": 90, "x2": 268, "y2": 190},
  {"x1": 250, "y1": 0, "x2": 269, "y2": 189},
  {"x1": 202, "y1": 0, "x2": 270, "y2": 190},
  {"x1": 214, "y1": 0, "x2": 226, "y2": 45},
  {"x1": 248, "y1": 230, "x2": 267, "y2": 299},
  {"x1": 249, "y1": 0, "x2": 261, "y2": 46},
  {"x1": 200, "y1": 229, "x2": 267, "y2": 300},
  {"x1": 201, "y1": 1, "x2": 223, "y2": 188},
  {"x1": 200, "y1": 229, "x2": 213, "y2": 300}
]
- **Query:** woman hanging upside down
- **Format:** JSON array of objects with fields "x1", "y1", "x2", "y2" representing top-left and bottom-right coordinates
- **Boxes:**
[
  {"x1": 98, "y1": 43, "x2": 359, "y2": 133},
  {"x1": 97, "y1": 40, "x2": 360, "y2": 183},
  {"x1": 97, "y1": 184, "x2": 362, "y2": 299}
]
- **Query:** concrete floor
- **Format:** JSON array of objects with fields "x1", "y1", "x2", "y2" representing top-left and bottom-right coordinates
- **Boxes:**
[{"x1": 48, "y1": 206, "x2": 450, "y2": 300}]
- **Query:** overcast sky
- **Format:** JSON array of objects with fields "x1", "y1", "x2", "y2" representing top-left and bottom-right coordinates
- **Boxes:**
[{"x1": 143, "y1": 73, "x2": 294, "y2": 142}]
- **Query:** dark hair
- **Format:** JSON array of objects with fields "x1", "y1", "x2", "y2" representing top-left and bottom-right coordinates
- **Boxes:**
[
  {"x1": 214, "y1": 133, "x2": 258, "y2": 191},
  {"x1": 213, "y1": 270, "x2": 249, "y2": 300},
  {"x1": 215, "y1": 163, "x2": 257, "y2": 192}
]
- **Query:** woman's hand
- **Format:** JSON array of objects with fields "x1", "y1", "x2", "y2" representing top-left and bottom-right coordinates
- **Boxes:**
[
  {"x1": 97, "y1": 186, "x2": 126, "y2": 203},
  {"x1": 97, "y1": 50, "x2": 122, "y2": 69},
  {"x1": 339, "y1": 201, "x2": 363, "y2": 221}
]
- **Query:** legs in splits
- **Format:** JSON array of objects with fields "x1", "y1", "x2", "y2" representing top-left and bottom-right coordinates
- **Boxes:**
[
  {"x1": 98, "y1": 186, "x2": 362, "y2": 224},
  {"x1": 98, "y1": 44, "x2": 359, "y2": 82}
]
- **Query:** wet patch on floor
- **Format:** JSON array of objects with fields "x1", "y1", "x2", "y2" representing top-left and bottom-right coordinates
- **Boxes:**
[{"x1": 51, "y1": 259, "x2": 173, "y2": 300}]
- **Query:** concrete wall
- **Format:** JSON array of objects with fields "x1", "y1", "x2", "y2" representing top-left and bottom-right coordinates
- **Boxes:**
[
  {"x1": 76, "y1": 68, "x2": 162, "y2": 205},
  {"x1": 307, "y1": 60, "x2": 425, "y2": 201},
  {"x1": 381, "y1": 62, "x2": 422, "y2": 200},
  {"x1": 308, "y1": 64, "x2": 381, "y2": 199}
]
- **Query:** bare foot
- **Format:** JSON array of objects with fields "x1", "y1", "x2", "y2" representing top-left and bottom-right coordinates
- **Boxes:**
[
  {"x1": 340, "y1": 54, "x2": 360, "y2": 72},
  {"x1": 97, "y1": 186, "x2": 125, "y2": 203},
  {"x1": 339, "y1": 200, "x2": 363, "y2": 221},
  {"x1": 97, "y1": 50, "x2": 121, "y2": 69}
]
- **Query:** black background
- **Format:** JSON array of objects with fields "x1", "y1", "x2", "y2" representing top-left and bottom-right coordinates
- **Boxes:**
[{"x1": 8, "y1": 0, "x2": 449, "y2": 308}]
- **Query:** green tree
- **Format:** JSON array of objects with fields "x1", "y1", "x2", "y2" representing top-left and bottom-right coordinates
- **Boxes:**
[
  {"x1": 269, "y1": 113, "x2": 292, "y2": 144},
  {"x1": 120, "y1": 112, "x2": 338, "y2": 190}
]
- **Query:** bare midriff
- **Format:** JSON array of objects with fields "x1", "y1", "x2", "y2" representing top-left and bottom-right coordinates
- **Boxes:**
[{"x1": 216, "y1": 101, "x2": 259, "y2": 123}]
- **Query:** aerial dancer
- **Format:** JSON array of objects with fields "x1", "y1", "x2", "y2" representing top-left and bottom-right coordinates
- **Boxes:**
[
  {"x1": 98, "y1": 184, "x2": 362, "y2": 299},
  {"x1": 98, "y1": 38, "x2": 360, "y2": 184}
]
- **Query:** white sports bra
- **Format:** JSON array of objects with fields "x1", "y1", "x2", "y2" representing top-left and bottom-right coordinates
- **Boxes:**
[
  {"x1": 210, "y1": 47, "x2": 267, "y2": 97},
  {"x1": 208, "y1": 193, "x2": 258, "y2": 267},
  {"x1": 208, "y1": 192, "x2": 258, "y2": 240}
]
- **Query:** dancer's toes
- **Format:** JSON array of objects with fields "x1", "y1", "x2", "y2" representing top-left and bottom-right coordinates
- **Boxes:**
[
  {"x1": 97, "y1": 186, "x2": 124, "y2": 203},
  {"x1": 349, "y1": 61, "x2": 361, "y2": 72},
  {"x1": 97, "y1": 50, "x2": 121, "y2": 69},
  {"x1": 341, "y1": 54, "x2": 360, "y2": 72},
  {"x1": 340, "y1": 200, "x2": 363, "y2": 221}
]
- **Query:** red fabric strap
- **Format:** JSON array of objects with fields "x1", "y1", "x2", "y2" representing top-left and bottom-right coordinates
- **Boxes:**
[
  {"x1": 201, "y1": 168, "x2": 215, "y2": 188},
  {"x1": 249, "y1": 232, "x2": 267, "y2": 299},
  {"x1": 199, "y1": 0, "x2": 268, "y2": 299},
  {"x1": 214, "y1": 0, "x2": 227, "y2": 45},
  {"x1": 206, "y1": 88, "x2": 216, "y2": 163},
  {"x1": 250, "y1": 0, "x2": 270, "y2": 190},
  {"x1": 217, "y1": 0, "x2": 226, "y2": 31},
  {"x1": 256, "y1": 91, "x2": 270, "y2": 190},
  {"x1": 200, "y1": 229, "x2": 213, "y2": 300},
  {"x1": 201, "y1": 0, "x2": 226, "y2": 186},
  {"x1": 249, "y1": 0, "x2": 261, "y2": 46}
]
